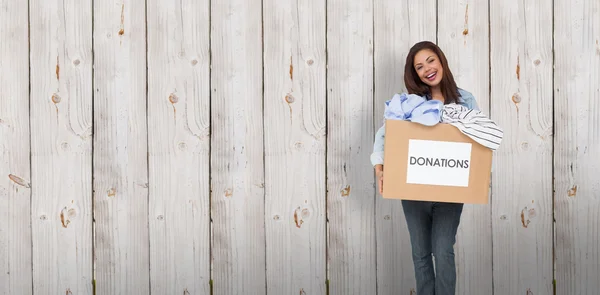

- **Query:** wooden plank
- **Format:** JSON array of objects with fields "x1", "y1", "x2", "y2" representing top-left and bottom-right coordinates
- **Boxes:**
[
  {"x1": 263, "y1": 0, "x2": 326, "y2": 294},
  {"x1": 29, "y1": 0, "x2": 93, "y2": 293},
  {"x1": 210, "y1": 0, "x2": 265, "y2": 294},
  {"x1": 554, "y1": 0, "x2": 600, "y2": 293},
  {"x1": 93, "y1": 0, "x2": 149, "y2": 293},
  {"x1": 326, "y1": 0, "x2": 375, "y2": 294},
  {"x1": 490, "y1": 0, "x2": 554, "y2": 293},
  {"x1": 436, "y1": 1, "x2": 492, "y2": 294},
  {"x1": 373, "y1": 0, "x2": 436, "y2": 293},
  {"x1": 0, "y1": 0, "x2": 33, "y2": 293},
  {"x1": 147, "y1": 0, "x2": 211, "y2": 293}
]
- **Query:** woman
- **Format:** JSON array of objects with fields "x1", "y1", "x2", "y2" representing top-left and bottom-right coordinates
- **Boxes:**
[{"x1": 371, "y1": 41, "x2": 479, "y2": 295}]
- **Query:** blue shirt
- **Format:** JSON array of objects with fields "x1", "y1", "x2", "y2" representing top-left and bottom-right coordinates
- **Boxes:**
[{"x1": 370, "y1": 88, "x2": 480, "y2": 166}]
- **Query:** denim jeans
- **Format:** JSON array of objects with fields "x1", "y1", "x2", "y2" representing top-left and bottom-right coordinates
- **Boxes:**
[{"x1": 401, "y1": 200, "x2": 464, "y2": 295}]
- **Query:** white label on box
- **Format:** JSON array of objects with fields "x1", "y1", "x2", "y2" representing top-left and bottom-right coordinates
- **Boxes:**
[{"x1": 406, "y1": 139, "x2": 472, "y2": 187}]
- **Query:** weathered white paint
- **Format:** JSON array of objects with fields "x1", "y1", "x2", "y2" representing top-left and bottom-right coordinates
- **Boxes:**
[
  {"x1": 0, "y1": 0, "x2": 32, "y2": 294},
  {"x1": 554, "y1": 0, "x2": 600, "y2": 293},
  {"x1": 93, "y1": 0, "x2": 149, "y2": 293},
  {"x1": 263, "y1": 0, "x2": 327, "y2": 294},
  {"x1": 490, "y1": 0, "x2": 554, "y2": 293},
  {"x1": 0, "y1": 1, "x2": 597, "y2": 294},
  {"x1": 327, "y1": 0, "x2": 376, "y2": 294},
  {"x1": 437, "y1": 1, "x2": 493, "y2": 294},
  {"x1": 147, "y1": 0, "x2": 211, "y2": 293},
  {"x1": 374, "y1": 0, "x2": 435, "y2": 293},
  {"x1": 29, "y1": 0, "x2": 93, "y2": 293},
  {"x1": 210, "y1": 0, "x2": 265, "y2": 294}
]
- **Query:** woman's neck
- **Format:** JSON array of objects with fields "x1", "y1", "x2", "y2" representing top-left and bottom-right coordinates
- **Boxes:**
[{"x1": 430, "y1": 86, "x2": 444, "y2": 102}]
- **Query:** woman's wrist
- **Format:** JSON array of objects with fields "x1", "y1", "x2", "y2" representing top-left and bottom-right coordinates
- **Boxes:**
[{"x1": 374, "y1": 164, "x2": 383, "y2": 174}]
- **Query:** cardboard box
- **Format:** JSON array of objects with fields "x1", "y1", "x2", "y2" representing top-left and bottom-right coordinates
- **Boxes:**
[{"x1": 382, "y1": 119, "x2": 492, "y2": 204}]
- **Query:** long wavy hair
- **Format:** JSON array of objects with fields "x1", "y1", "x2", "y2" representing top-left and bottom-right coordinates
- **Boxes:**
[{"x1": 403, "y1": 41, "x2": 460, "y2": 104}]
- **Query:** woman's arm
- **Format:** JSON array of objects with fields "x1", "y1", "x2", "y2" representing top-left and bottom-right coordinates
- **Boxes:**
[
  {"x1": 371, "y1": 124, "x2": 385, "y2": 167},
  {"x1": 371, "y1": 124, "x2": 385, "y2": 194},
  {"x1": 458, "y1": 88, "x2": 480, "y2": 111},
  {"x1": 468, "y1": 97, "x2": 480, "y2": 111}
]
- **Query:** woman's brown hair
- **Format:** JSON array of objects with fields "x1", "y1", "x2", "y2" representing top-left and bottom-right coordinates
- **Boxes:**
[{"x1": 403, "y1": 41, "x2": 460, "y2": 104}]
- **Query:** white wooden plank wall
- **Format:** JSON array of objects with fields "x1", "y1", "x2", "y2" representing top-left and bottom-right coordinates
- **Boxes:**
[
  {"x1": 1, "y1": 0, "x2": 600, "y2": 294},
  {"x1": 327, "y1": 0, "x2": 376, "y2": 294},
  {"x1": 210, "y1": 0, "x2": 265, "y2": 294},
  {"x1": 437, "y1": 1, "x2": 493, "y2": 294},
  {"x1": 263, "y1": 0, "x2": 327, "y2": 294},
  {"x1": 491, "y1": 0, "x2": 554, "y2": 294},
  {"x1": 93, "y1": 0, "x2": 149, "y2": 293},
  {"x1": 554, "y1": 0, "x2": 600, "y2": 293},
  {"x1": 374, "y1": 0, "x2": 436, "y2": 293},
  {"x1": 29, "y1": 0, "x2": 94, "y2": 293},
  {"x1": 147, "y1": 0, "x2": 211, "y2": 293},
  {"x1": 0, "y1": 0, "x2": 32, "y2": 294}
]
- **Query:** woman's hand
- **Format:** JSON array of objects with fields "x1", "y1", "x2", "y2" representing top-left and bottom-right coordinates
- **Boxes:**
[{"x1": 375, "y1": 165, "x2": 384, "y2": 195}]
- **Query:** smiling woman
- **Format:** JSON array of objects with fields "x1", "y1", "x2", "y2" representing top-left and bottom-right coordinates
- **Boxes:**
[
  {"x1": 372, "y1": 40, "x2": 481, "y2": 295},
  {"x1": 403, "y1": 41, "x2": 461, "y2": 104}
]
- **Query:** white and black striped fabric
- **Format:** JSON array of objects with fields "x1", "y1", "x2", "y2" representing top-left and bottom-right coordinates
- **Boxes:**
[{"x1": 441, "y1": 104, "x2": 503, "y2": 150}]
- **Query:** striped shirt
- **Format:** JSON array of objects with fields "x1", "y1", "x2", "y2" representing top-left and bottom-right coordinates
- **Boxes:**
[{"x1": 441, "y1": 104, "x2": 503, "y2": 150}]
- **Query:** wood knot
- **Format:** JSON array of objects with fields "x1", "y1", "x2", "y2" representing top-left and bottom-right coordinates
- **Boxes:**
[
  {"x1": 285, "y1": 94, "x2": 295, "y2": 103},
  {"x1": 52, "y1": 93, "x2": 61, "y2": 103},
  {"x1": 60, "y1": 207, "x2": 71, "y2": 228},
  {"x1": 306, "y1": 59, "x2": 314, "y2": 65},
  {"x1": 224, "y1": 188, "x2": 233, "y2": 198},
  {"x1": 340, "y1": 185, "x2": 351, "y2": 197},
  {"x1": 169, "y1": 93, "x2": 178, "y2": 103},
  {"x1": 273, "y1": 215, "x2": 280, "y2": 220},
  {"x1": 462, "y1": 29, "x2": 469, "y2": 35},
  {"x1": 8, "y1": 174, "x2": 31, "y2": 188},
  {"x1": 340, "y1": 185, "x2": 350, "y2": 197},
  {"x1": 157, "y1": 215, "x2": 164, "y2": 221},
  {"x1": 534, "y1": 59, "x2": 541, "y2": 66},
  {"x1": 512, "y1": 93, "x2": 521, "y2": 104},
  {"x1": 118, "y1": 28, "x2": 124, "y2": 36},
  {"x1": 568, "y1": 185, "x2": 577, "y2": 197},
  {"x1": 294, "y1": 207, "x2": 304, "y2": 228},
  {"x1": 521, "y1": 207, "x2": 531, "y2": 228},
  {"x1": 107, "y1": 187, "x2": 116, "y2": 198},
  {"x1": 384, "y1": 215, "x2": 390, "y2": 220},
  {"x1": 191, "y1": 59, "x2": 198, "y2": 66},
  {"x1": 73, "y1": 59, "x2": 80, "y2": 66}
]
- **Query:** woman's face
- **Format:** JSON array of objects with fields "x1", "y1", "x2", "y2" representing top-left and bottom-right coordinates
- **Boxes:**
[{"x1": 413, "y1": 49, "x2": 444, "y2": 87}]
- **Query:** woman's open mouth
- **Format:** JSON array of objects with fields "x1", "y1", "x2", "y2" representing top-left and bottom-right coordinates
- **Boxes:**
[{"x1": 426, "y1": 72, "x2": 437, "y2": 81}]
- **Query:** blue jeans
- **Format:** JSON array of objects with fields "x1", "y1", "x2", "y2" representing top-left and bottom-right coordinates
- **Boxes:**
[{"x1": 401, "y1": 200, "x2": 464, "y2": 295}]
